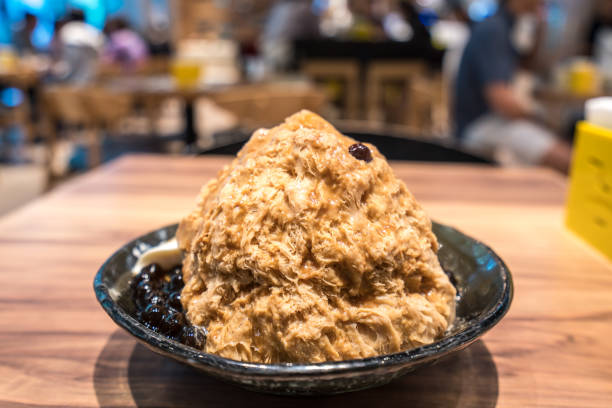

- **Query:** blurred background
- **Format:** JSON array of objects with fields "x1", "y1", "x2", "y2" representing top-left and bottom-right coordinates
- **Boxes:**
[{"x1": 0, "y1": 0, "x2": 609, "y2": 215}]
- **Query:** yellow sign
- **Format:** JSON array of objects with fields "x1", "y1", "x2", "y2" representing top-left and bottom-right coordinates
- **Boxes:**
[{"x1": 566, "y1": 121, "x2": 612, "y2": 260}]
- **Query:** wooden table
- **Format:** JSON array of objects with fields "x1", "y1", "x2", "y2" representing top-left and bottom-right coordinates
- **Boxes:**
[
  {"x1": 0, "y1": 69, "x2": 40, "y2": 89},
  {"x1": 100, "y1": 76, "x2": 325, "y2": 147},
  {"x1": 102, "y1": 75, "x2": 230, "y2": 147},
  {"x1": 1, "y1": 155, "x2": 610, "y2": 407}
]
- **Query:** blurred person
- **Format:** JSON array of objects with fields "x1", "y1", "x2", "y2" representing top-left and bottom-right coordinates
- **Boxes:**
[
  {"x1": 48, "y1": 10, "x2": 104, "y2": 84},
  {"x1": 10, "y1": 13, "x2": 46, "y2": 142},
  {"x1": 49, "y1": 16, "x2": 68, "y2": 56},
  {"x1": 58, "y1": 10, "x2": 104, "y2": 51},
  {"x1": 585, "y1": 0, "x2": 612, "y2": 89},
  {"x1": 13, "y1": 12, "x2": 37, "y2": 55},
  {"x1": 586, "y1": 0, "x2": 612, "y2": 57},
  {"x1": 103, "y1": 17, "x2": 149, "y2": 70},
  {"x1": 399, "y1": 0, "x2": 432, "y2": 44},
  {"x1": 144, "y1": 11, "x2": 172, "y2": 55},
  {"x1": 398, "y1": 0, "x2": 444, "y2": 65},
  {"x1": 347, "y1": 0, "x2": 385, "y2": 41},
  {"x1": 454, "y1": 0, "x2": 571, "y2": 173},
  {"x1": 260, "y1": 0, "x2": 319, "y2": 72},
  {"x1": 445, "y1": 0, "x2": 471, "y2": 25}
]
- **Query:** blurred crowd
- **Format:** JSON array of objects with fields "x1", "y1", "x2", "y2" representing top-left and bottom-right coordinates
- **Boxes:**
[
  {"x1": 10, "y1": 9, "x2": 150, "y2": 84},
  {"x1": 258, "y1": 0, "x2": 612, "y2": 173},
  {"x1": 1, "y1": 0, "x2": 612, "y2": 175}
]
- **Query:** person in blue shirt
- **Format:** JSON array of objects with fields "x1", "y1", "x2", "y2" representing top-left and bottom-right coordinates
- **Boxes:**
[
  {"x1": 454, "y1": 0, "x2": 571, "y2": 173},
  {"x1": 13, "y1": 13, "x2": 38, "y2": 55}
]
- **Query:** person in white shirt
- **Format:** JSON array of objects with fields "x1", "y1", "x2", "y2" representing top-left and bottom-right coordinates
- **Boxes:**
[{"x1": 49, "y1": 10, "x2": 104, "y2": 84}]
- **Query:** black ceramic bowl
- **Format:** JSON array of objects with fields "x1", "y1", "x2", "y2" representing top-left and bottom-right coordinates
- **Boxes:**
[{"x1": 94, "y1": 222, "x2": 512, "y2": 396}]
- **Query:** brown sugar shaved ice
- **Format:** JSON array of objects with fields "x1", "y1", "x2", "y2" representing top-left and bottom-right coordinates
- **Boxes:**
[{"x1": 176, "y1": 110, "x2": 456, "y2": 363}]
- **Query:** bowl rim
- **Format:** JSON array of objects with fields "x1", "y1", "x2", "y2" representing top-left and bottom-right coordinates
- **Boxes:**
[{"x1": 94, "y1": 222, "x2": 513, "y2": 377}]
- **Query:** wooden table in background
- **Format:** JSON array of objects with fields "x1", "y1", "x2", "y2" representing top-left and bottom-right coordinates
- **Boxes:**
[
  {"x1": 0, "y1": 69, "x2": 40, "y2": 89},
  {"x1": 533, "y1": 86, "x2": 610, "y2": 135},
  {"x1": 102, "y1": 75, "x2": 225, "y2": 147},
  {"x1": 0, "y1": 155, "x2": 611, "y2": 407},
  {"x1": 100, "y1": 76, "x2": 326, "y2": 147}
]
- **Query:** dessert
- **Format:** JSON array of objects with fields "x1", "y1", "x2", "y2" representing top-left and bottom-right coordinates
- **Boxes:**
[{"x1": 174, "y1": 110, "x2": 456, "y2": 363}]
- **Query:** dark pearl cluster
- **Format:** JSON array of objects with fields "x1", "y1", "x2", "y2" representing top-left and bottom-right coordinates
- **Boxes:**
[
  {"x1": 349, "y1": 143, "x2": 373, "y2": 163},
  {"x1": 131, "y1": 263, "x2": 206, "y2": 349}
]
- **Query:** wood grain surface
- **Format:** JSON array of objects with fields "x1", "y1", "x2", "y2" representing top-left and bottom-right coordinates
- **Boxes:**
[{"x1": 0, "y1": 155, "x2": 611, "y2": 407}]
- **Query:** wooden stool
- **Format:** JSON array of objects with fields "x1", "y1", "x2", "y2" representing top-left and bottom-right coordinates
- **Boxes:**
[{"x1": 302, "y1": 59, "x2": 360, "y2": 119}]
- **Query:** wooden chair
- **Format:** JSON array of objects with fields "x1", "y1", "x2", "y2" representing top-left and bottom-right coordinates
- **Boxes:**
[
  {"x1": 301, "y1": 59, "x2": 360, "y2": 119},
  {"x1": 42, "y1": 85, "x2": 133, "y2": 168},
  {"x1": 42, "y1": 86, "x2": 93, "y2": 168},
  {"x1": 209, "y1": 82, "x2": 327, "y2": 130},
  {"x1": 365, "y1": 61, "x2": 428, "y2": 131},
  {"x1": 0, "y1": 102, "x2": 31, "y2": 144},
  {"x1": 86, "y1": 87, "x2": 134, "y2": 133},
  {"x1": 410, "y1": 73, "x2": 450, "y2": 138},
  {"x1": 429, "y1": 73, "x2": 449, "y2": 135}
]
